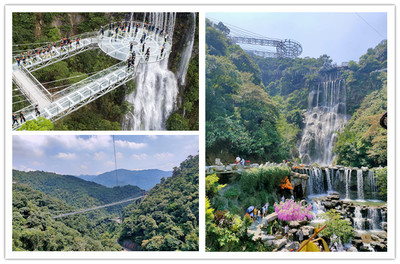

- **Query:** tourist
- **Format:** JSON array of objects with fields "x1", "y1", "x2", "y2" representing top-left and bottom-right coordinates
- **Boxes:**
[
  {"x1": 130, "y1": 42, "x2": 133, "y2": 52},
  {"x1": 22, "y1": 55, "x2": 26, "y2": 65},
  {"x1": 12, "y1": 113, "x2": 19, "y2": 126},
  {"x1": 16, "y1": 57, "x2": 20, "y2": 67},
  {"x1": 257, "y1": 210, "x2": 261, "y2": 223},
  {"x1": 164, "y1": 34, "x2": 168, "y2": 43},
  {"x1": 142, "y1": 42, "x2": 146, "y2": 53},
  {"x1": 76, "y1": 38, "x2": 80, "y2": 47},
  {"x1": 265, "y1": 202, "x2": 269, "y2": 216},
  {"x1": 160, "y1": 46, "x2": 164, "y2": 57},
  {"x1": 19, "y1": 112, "x2": 26, "y2": 123},
  {"x1": 262, "y1": 205, "x2": 266, "y2": 218},
  {"x1": 101, "y1": 26, "x2": 104, "y2": 36},
  {"x1": 291, "y1": 195, "x2": 294, "y2": 200},
  {"x1": 241, "y1": 158, "x2": 245, "y2": 166},
  {"x1": 297, "y1": 229, "x2": 304, "y2": 242},
  {"x1": 282, "y1": 195, "x2": 285, "y2": 202},
  {"x1": 145, "y1": 47, "x2": 150, "y2": 61},
  {"x1": 253, "y1": 207, "x2": 257, "y2": 221},
  {"x1": 284, "y1": 224, "x2": 289, "y2": 238},
  {"x1": 35, "y1": 105, "x2": 40, "y2": 116}
]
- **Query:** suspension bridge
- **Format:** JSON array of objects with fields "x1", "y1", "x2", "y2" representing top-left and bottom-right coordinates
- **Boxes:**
[
  {"x1": 52, "y1": 195, "x2": 144, "y2": 219},
  {"x1": 12, "y1": 16, "x2": 175, "y2": 130},
  {"x1": 208, "y1": 18, "x2": 302, "y2": 59}
]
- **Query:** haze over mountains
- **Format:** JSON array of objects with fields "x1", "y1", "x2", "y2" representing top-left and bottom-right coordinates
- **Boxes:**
[{"x1": 77, "y1": 169, "x2": 172, "y2": 190}]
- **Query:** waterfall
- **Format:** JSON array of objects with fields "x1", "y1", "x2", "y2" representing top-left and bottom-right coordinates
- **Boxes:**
[
  {"x1": 368, "y1": 170, "x2": 377, "y2": 199},
  {"x1": 299, "y1": 73, "x2": 348, "y2": 165},
  {"x1": 345, "y1": 169, "x2": 352, "y2": 200},
  {"x1": 356, "y1": 169, "x2": 364, "y2": 200},
  {"x1": 353, "y1": 206, "x2": 364, "y2": 231},
  {"x1": 122, "y1": 12, "x2": 182, "y2": 130},
  {"x1": 367, "y1": 207, "x2": 380, "y2": 230},
  {"x1": 325, "y1": 168, "x2": 332, "y2": 191},
  {"x1": 175, "y1": 13, "x2": 196, "y2": 86},
  {"x1": 310, "y1": 200, "x2": 326, "y2": 225},
  {"x1": 122, "y1": 60, "x2": 179, "y2": 130},
  {"x1": 307, "y1": 167, "x2": 325, "y2": 195}
]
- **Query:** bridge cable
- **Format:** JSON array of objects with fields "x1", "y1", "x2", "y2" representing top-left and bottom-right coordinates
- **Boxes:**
[
  {"x1": 113, "y1": 135, "x2": 119, "y2": 187},
  {"x1": 354, "y1": 13, "x2": 385, "y2": 39}
]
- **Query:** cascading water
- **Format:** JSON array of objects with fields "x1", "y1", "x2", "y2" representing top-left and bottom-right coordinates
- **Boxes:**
[
  {"x1": 307, "y1": 167, "x2": 324, "y2": 195},
  {"x1": 310, "y1": 200, "x2": 326, "y2": 225},
  {"x1": 367, "y1": 207, "x2": 380, "y2": 230},
  {"x1": 353, "y1": 206, "x2": 364, "y2": 231},
  {"x1": 325, "y1": 168, "x2": 332, "y2": 191},
  {"x1": 175, "y1": 13, "x2": 196, "y2": 86},
  {"x1": 299, "y1": 72, "x2": 348, "y2": 165},
  {"x1": 122, "y1": 12, "x2": 197, "y2": 130},
  {"x1": 356, "y1": 169, "x2": 365, "y2": 201},
  {"x1": 368, "y1": 170, "x2": 377, "y2": 199},
  {"x1": 122, "y1": 61, "x2": 179, "y2": 130},
  {"x1": 345, "y1": 169, "x2": 352, "y2": 200}
]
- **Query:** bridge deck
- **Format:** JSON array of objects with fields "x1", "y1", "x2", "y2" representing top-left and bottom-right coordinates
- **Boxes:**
[
  {"x1": 52, "y1": 195, "x2": 144, "y2": 219},
  {"x1": 12, "y1": 69, "x2": 51, "y2": 108}
]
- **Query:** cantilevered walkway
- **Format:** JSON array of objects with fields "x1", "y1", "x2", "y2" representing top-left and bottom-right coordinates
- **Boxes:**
[{"x1": 12, "y1": 20, "x2": 172, "y2": 130}]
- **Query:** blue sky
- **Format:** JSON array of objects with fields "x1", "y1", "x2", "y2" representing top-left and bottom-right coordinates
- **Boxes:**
[
  {"x1": 207, "y1": 12, "x2": 387, "y2": 64},
  {"x1": 13, "y1": 135, "x2": 198, "y2": 175}
]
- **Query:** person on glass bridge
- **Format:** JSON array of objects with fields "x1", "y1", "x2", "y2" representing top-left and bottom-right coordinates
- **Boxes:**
[
  {"x1": 145, "y1": 47, "x2": 150, "y2": 61},
  {"x1": 101, "y1": 26, "x2": 104, "y2": 36},
  {"x1": 12, "y1": 113, "x2": 19, "y2": 126},
  {"x1": 35, "y1": 105, "x2": 40, "y2": 116},
  {"x1": 19, "y1": 112, "x2": 26, "y2": 123},
  {"x1": 160, "y1": 46, "x2": 164, "y2": 57},
  {"x1": 130, "y1": 42, "x2": 133, "y2": 52},
  {"x1": 142, "y1": 42, "x2": 146, "y2": 53},
  {"x1": 76, "y1": 37, "x2": 80, "y2": 47},
  {"x1": 16, "y1": 57, "x2": 20, "y2": 67}
]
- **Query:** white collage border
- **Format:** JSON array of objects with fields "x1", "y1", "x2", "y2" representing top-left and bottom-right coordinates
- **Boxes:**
[{"x1": 2, "y1": 1, "x2": 397, "y2": 261}]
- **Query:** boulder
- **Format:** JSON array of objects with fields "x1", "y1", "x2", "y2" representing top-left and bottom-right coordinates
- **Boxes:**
[
  {"x1": 280, "y1": 248, "x2": 290, "y2": 252},
  {"x1": 214, "y1": 166, "x2": 225, "y2": 172},
  {"x1": 225, "y1": 166, "x2": 232, "y2": 171},
  {"x1": 376, "y1": 232, "x2": 387, "y2": 240},
  {"x1": 381, "y1": 222, "x2": 387, "y2": 231},
  {"x1": 289, "y1": 221, "x2": 300, "y2": 228},
  {"x1": 301, "y1": 226, "x2": 314, "y2": 238},
  {"x1": 348, "y1": 246, "x2": 358, "y2": 252},
  {"x1": 352, "y1": 239, "x2": 363, "y2": 248},
  {"x1": 265, "y1": 213, "x2": 278, "y2": 223},
  {"x1": 215, "y1": 158, "x2": 223, "y2": 166},
  {"x1": 374, "y1": 242, "x2": 387, "y2": 252},
  {"x1": 272, "y1": 238, "x2": 287, "y2": 249}
]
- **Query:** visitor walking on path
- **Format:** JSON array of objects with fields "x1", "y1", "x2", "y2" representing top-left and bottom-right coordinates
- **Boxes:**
[
  {"x1": 101, "y1": 26, "x2": 104, "y2": 36},
  {"x1": 16, "y1": 57, "x2": 20, "y2": 67},
  {"x1": 257, "y1": 210, "x2": 261, "y2": 223},
  {"x1": 19, "y1": 112, "x2": 26, "y2": 123},
  {"x1": 284, "y1": 225, "x2": 289, "y2": 238},
  {"x1": 35, "y1": 105, "x2": 40, "y2": 117},
  {"x1": 282, "y1": 195, "x2": 285, "y2": 202},
  {"x1": 12, "y1": 113, "x2": 19, "y2": 126},
  {"x1": 297, "y1": 229, "x2": 304, "y2": 242}
]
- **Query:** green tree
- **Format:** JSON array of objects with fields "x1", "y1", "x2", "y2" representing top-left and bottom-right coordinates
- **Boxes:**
[{"x1": 19, "y1": 117, "x2": 54, "y2": 131}]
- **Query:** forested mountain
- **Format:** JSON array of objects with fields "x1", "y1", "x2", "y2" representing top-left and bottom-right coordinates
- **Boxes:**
[
  {"x1": 119, "y1": 155, "x2": 199, "y2": 251},
  {"x1": 206, "y1": 19, "x2": 387, "y2": 168},
  {"x1": 78, "y1": 169, "x2": 172, "y2": 190},
  {"x1": 13, "y1": 184, "x2": 121, "y2": 251},
  {"x1": 13, "y1": 170, "x2": 144, "y2": 209},
  {"x1": 12, "y1": 155, "x2": 199, "y2": 251}
]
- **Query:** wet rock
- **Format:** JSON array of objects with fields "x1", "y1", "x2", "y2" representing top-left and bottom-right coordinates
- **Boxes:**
[
  {"x1": 353, "y1": 239, "x2": 363, "y2": 248},
  {"x1": 289, "y1": 221, "x2": 300, "y2": 228},
  {"x1": 273, "y1": 238, "x2": 287, "y2": 249},
  {"x1": 373, "y1": 242, "x2": 387, "y2": 252},
  {"x1": 376, "y1": 232, "x2": 387, "y2": 240},
  {"x1": 301, "y1": 226, "x2": 314, "y2": 238},
  {"x1": 348, "y1": 246, "x2": 358, "y2": 252},
  {"x1": 265, "y1": 213, "x2": 278, "y2": 223}
]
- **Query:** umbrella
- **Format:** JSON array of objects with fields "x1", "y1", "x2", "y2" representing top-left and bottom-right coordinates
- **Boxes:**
[{"x1": 247, "y1": 206, "x2": 254, "y2": 213}]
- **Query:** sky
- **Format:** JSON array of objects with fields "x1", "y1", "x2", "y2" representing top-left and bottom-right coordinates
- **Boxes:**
[
  {"x1": 13, "y1": 135, "x2": 198, "y2": 176},
  {"x1": 207, "y1": 12, "x2": 387, "y2": 64}
]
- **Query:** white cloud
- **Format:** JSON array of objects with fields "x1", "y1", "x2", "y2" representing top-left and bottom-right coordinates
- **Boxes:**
[
  {"x1": 80, "y1": 164, "x2": 88, "y2": 170},
  {"x1": 29, "y1": 161, "x2": 42, "y2": 166},
  {"x1": 154, "y1": 152, "x2": 174, "y2": 159},
  {"x1": 55, "y1": 152, "x2": 77, "y2": 160},
  {"x1": 19, "y1": 165, "x2": 35, "y2": 172},
  {"x1": 147, "y1": 135, "x2": 158, "y2": 140},
  {"x1": 131, "y1": 154, "x2": 148, "y2": 160},
  {"x1": 49, "y1": 135, "x2": 112, "y2": 150},
  {"x1": 115, "y1": 140, "x2": 147, "y2": 149},
  {"x1": 93, "y1": 152, "x2": 106, "y2": 161},
  {"x1": 105, "y1": 161, "x2": 115, "y2": 166},
  {"x1": 116, "y1": 152, "x2": 123, "y2": 159}
]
